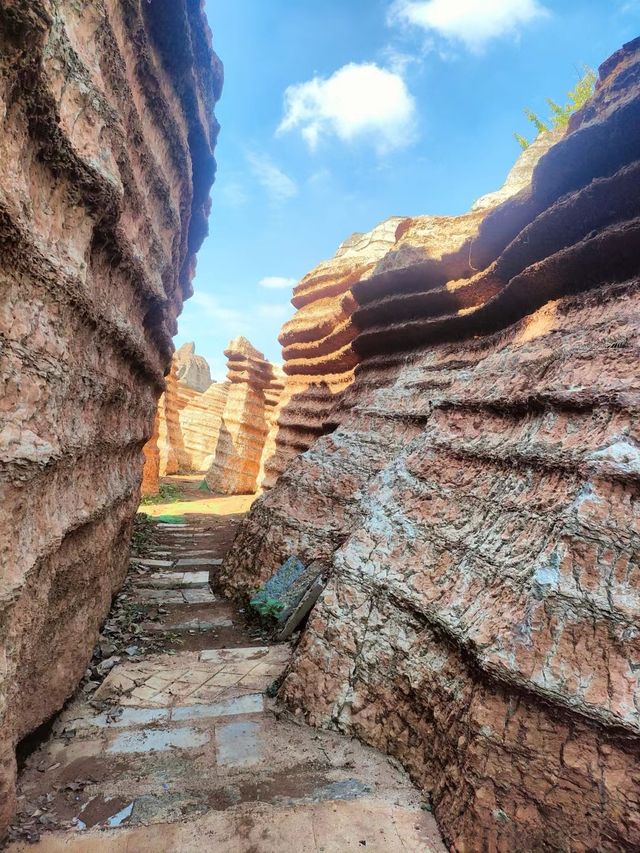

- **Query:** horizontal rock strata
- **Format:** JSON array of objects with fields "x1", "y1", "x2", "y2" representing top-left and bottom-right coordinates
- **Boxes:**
[
  {"x1": 175, "y1": 378, "x2": 230, "y2": 471},
  {"x1": 206, "y1": 337, "x2": 283, "y2": 495},
  {"x1": 142, "y1": 353, "x2": 229, "y2": 487},
  {"x1": 258, "y1": 218, "x2": 408, "y2": 490},
  {"x1": 222, "y1": 39, "x2": 640, "y2": 851},
  {"x1": 0, "y1": 0, "x2": 220, "y2": 834}
]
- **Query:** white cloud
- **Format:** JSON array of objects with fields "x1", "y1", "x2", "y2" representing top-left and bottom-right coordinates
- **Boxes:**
[
  {"x1": 247, "y1": 152, "x2": 298, "y2": 203},
  {"x1": 218, "y1": 179, "x2": 248, "y2": 208},
  {"x1": 389, "y1": 0, "x2": 549, "y2": 52},
  {"x1": 278, "y1": 62, "x2": 417, "y2": 153},
  {"x1": 256, "y1": 303, "x2": 293, "y2": 321},
  {"x1": 188, "y1": 292, "x2": 251, "y2": 334},
  {"x1": 259, "y1": 276, "x2": 297, "y2": 290}
]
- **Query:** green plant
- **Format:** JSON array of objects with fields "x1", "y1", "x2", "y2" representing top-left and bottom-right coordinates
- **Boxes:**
[
  {"x1": 252, "y1": 595, "x2": 284, "y2": 620},
  {"x1": 514, "y1": 67, "x2": 596, "y2": 150},
  {"x1": 140, "y1": 482, "x2": 183, "y2": 506},
  {"x1": 250, "y1": 587, "x2": 285, "y2": 621}
]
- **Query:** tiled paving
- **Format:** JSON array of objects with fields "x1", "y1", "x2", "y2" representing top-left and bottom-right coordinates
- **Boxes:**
[
  {"x1": 94, "y1": 646, "x2": 288, "y2": 706},
  {"x1": 9, "y1": 479, "x2": 445, "y2": 852}
]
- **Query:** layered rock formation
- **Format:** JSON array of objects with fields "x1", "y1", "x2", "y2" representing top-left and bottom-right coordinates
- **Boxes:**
[
  {"x1": 223, "y1": 40, "x2": 640, "y2": 851},
  {"x1": 156, "y1": 359, "x2": 182, "y2": 477},
  {"x1": 175, "y1": 377, "x2": 230, "y2": 471},
  {"x1": 258, "y1": 218, "x2": 407, "y2": 490},
  {"x1": 141, "y1": 412, "x2": 161, "y2": 497},
  {"x1": 206, "y1": 337, "x2": 283, "y2": 494},
  {"x1": 142, "y1": 353, "x2": 229, "y2": 488},
  {"x1": 0, "y1": 0, "x2": 220, "y2": 834},
  {"x1": 175, "y1": 340, "x2": 213, "y2": 392}
]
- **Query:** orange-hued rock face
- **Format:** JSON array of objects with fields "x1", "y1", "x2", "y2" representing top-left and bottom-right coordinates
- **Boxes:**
[
  {"x1": 141, "y1": 413, "x2": 161, "y2": 497},
  {"x1": 222, "y1": 39, "x2": 640, "y2": 851},
  {"x1": 258, "y1": 217, "x2": 409, "y2": 490},
  {"x1": 205, "y1": 337, "x2": 283, "y2": 495},
  {"x1": 141, "y1": 353, "x2": 230, "y2": 490},
  {"x1": 0, "y1": 0, "x2": 220, "y2": 834}
]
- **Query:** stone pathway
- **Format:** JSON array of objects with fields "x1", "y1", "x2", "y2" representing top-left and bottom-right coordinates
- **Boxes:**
[{"x1": 8, "y1": 483, "x2": 444, "y2": 852}]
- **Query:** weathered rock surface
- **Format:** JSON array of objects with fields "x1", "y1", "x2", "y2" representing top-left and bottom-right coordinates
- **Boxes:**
[
  {"x1": 206, "y1": 337, "x2": 283, "y2": 495},
  {"x1": 177, "y1": 379, "x2": 230, "y2": 471},
  {"x1": 223, "y1": 39, "x2": 640, "y2": 851},
  {"x1": 141, "y1": 412, "x2": 161, "y2": 497},
  {"x1": 0, "y1": 0, "x2": 220, "y2": 834},
  {"x1": 175, "y1": 340, "x2": 213, "y2": 392},
  {"x1": 142, "y1": 356, "x2": 229, "y2": 487},
  {"x1": 156, "y1": 359, "x2": 182, "y2": 476},
  {"x1": 258, "y1": 218, "x2": 407, "y2": 490}
]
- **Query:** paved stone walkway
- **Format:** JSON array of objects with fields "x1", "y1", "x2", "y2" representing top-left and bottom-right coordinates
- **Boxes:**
[{"x1": 8, "y1": 483, "x2": 444, "y2": 852}]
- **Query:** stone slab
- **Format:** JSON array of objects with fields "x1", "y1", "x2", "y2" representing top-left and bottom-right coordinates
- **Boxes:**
[
  {"x1": 171, "y1": 693, "x2": 264, "y2": 721},
  {"x1": 215, "y1": 720, "x2": 261, "y2": 768},
  {"x1": 7, "y1": 799, "x2": 446, "y2": 851},
  {"x1": 137, "y1": 571, "x2": 210, "y2": 589},
  {"x1": 106, "y1": 726, "x2": 209, "y2": 754},
  {"x1": 94, "y1": 649, "x2": 287, "y2": 707},
  {"x1": 250, "y1": 557, "x2": 324, "y2": 625},
  {"x1": 277, "y1": 576, "x2": 325, "y2": 640}
]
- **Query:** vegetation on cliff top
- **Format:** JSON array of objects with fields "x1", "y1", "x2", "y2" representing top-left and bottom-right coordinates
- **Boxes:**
[{"x1": 515, "y1": 67, "x2": 597, "y2": 150}]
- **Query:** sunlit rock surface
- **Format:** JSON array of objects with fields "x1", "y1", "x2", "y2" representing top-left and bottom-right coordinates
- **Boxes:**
[
  {"x1": 206, "y1": 337, "x2": 283, "y2": 495},
  {"x1": 0, "y1": 0, "x2": 221, "y2": 832},
  {"x1": 175, "y1": 340, "x2": 213, "y2": 392},
  {"x1": 223, "y1": 39, "x2": 640, "y2": 851},
  {"x1": 258, "y1": 217, "x2": 408, "y2": 490}
]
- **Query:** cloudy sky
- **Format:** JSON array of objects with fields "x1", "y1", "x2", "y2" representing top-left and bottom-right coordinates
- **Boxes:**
[{"x1": 176, "y1": 0, "x2": 640, "y2": 379}]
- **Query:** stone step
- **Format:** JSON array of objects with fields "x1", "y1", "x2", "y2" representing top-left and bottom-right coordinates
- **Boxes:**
[
  {"x1": 93, "y1": 647, "x2": 290, "y2": 706},
  {"x1": 73, "y1": 694, "x2": 264, "y2": 730},
  {"x1": 134, "y1": 571, "x2": 210, "y2": 589},
  {"x1": 130, "y1": 588, "x2": 216, "y2": 606}
]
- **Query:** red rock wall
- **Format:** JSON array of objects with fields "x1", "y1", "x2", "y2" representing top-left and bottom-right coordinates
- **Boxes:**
[
  {"x1": 258, "y1": 218, "x2": 408, "y2": 490},
  {"x1": 222, "y1": 40, "x2": 640, "y2": 851},
  {"x1": 142, "y1": 354, "x2": 230, "y2": 488},
  {"x1": 141, "y1": 412, "x2": 161, "y2": 497},
  {"x1": 174, "y1": 378, "x2": 230, "y2": 471},
  {"x1": 0, "y1": 0, "x2": 221, "y2": 833},
  {"x1": 206, "y1": 337, "x2": 283, "y2": 495},
  {"x1": 157, "y1": 359, "x2": 184, "y2": 476}
]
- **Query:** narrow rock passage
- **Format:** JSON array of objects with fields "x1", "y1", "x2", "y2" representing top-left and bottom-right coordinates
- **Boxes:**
[{"x1": 8, "y1": 478, "x2": 444, "y2": 852}]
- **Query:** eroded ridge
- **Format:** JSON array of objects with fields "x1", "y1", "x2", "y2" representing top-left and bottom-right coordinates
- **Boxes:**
[
  {"x1": 205, "y1": 337, "x2": 284, "y2": 496},
  {"x1": 0, "y1": 0, "x2": 221, "y2": 833},
  {"x1": 257, "y1": 218, "x2": 409, "y2": 490},
  {"x1": 222, "y1": 38, "x2": 640, "y2": 851},
  {"x1": 7, "y1": 482, "x2": 443, "y2": 852}
]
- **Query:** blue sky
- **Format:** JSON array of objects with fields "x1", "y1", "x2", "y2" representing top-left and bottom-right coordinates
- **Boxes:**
[{"x1": 176, "y1": 0, "x2": 640, "y2": 379}]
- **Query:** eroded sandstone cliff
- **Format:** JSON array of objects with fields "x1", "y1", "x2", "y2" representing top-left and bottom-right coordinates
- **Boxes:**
[
  {"x1": 0, "y1": 0, "x2": 220, "y2": 832},
  {"x1": 175, "y1": 340, "x2": 213, "y2": 392},
  {"x1": 206, "y1": 337, "x2": 283, "y2": 495},
  {"x1": 223, "y1": 40, "x2": 640, "y2": 851},
  {"x1": 258, "y1": 218, "x2": 408, "y2": 490}
]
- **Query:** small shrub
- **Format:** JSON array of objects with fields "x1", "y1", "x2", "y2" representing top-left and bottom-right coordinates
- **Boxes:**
[
  {"x1": 514, "y1": 67, "x2": 596, "y2": 150},
  {"x1": 250, "y1": 590, "x2": 284, "y2": 621},
  {"x1": 140, "y1": 483, "x2": 183, "y2": 506}
]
